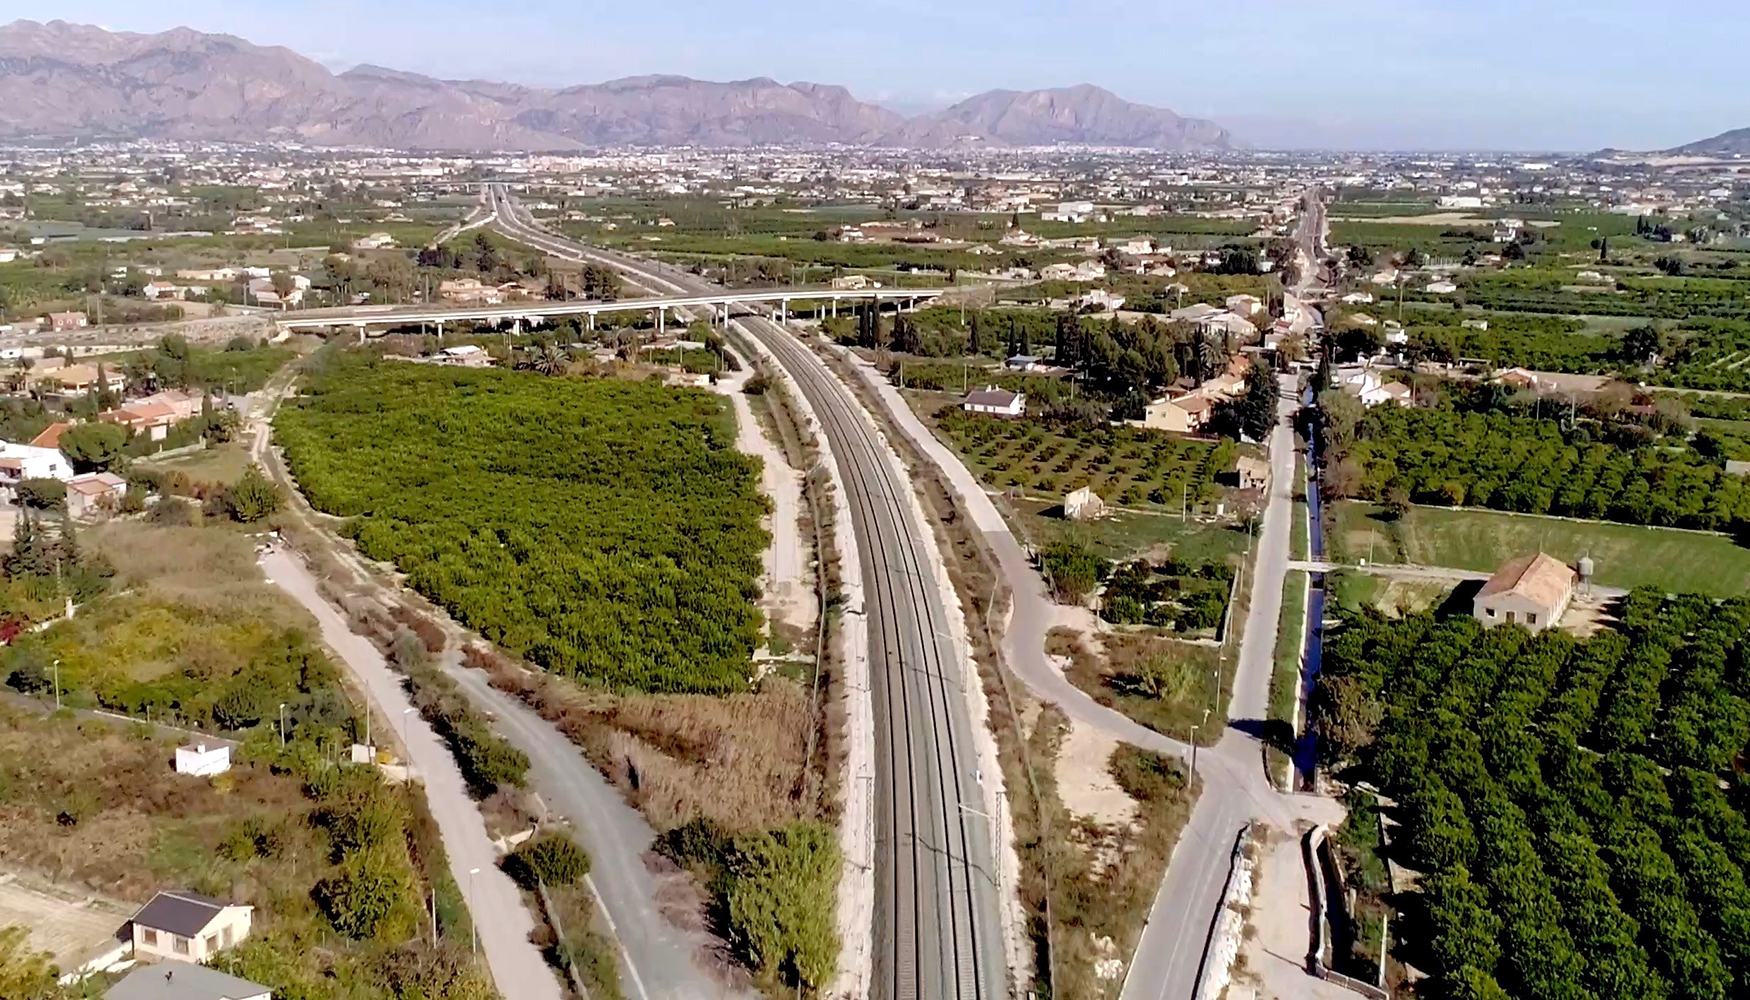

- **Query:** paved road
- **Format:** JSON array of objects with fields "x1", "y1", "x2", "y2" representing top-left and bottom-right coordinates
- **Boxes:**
[
  {"x1": 487, "y1": 186, "x2": 1008, "y2": 1000},
  {"x1": 444, "y1": 664, "x2": 752, "y2": 1000},
  {"x1": 259, "y1": 547, "x2": 565, "y2": 1000}
]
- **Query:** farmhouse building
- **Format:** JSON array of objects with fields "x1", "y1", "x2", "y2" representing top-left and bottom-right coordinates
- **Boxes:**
[
  {"x1": 1473, "y1": 553, "x2": 1576, "y2": 633},
  {"x1": 962, "y1": 387, "x2": 1026, "y2": 417}
]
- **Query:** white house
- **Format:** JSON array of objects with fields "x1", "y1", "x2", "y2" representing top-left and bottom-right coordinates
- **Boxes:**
[
  {"x1": 1042, "y1": 200, "x2": 1095, "y2": 223},
  {"x1": 127, "y1": 890, "x2": 254, "y2": 964},
  {"x1": 1225, "y1": 294, "x2": 1264, "y2": 317},
  {"x1": 1077, "y1": 289, "x2": 1126, "y2": 312},
  {"x1": 1340, "y1": 291, "x2": 1374, "y2": 305},
  {"x1": 66, "y1": 472, "x2": 127, "y2": 518},
  {"x1": 435, "y1": 345, "x2": 492, "y2": 368},
  {"x1": 962, "y1": 387, "x2": 1026, "y2": 417},
  {"x1": 174, "y1": 742, "x2": 232, "y2": 777},
  {"x1": 1337, "y1": 366, "x2": 1412, "y2": 407},
  {"x1": 0, "y1": 441, "x2": 73, "y2": 490},
  {"x1": 1064, "y1": 486, "x2": 1105, "y2": 521},
  {"x1": 1425, "y1": 280, "x2": 1459, "y2": 294}
]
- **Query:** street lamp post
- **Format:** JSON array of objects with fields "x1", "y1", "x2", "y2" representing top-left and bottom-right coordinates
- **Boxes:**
[
  {"x1": 468, "y1": 867, "x2": 481, "y2": 957},
  {"x1": 52, "y1": 658, "x2": 61, "y2": 712},
  {"x1": 278, "y1": 703, "x2": 287, "y2": 747},
  {"x1": 402, "y1": 707, "x2": 416, "y2": 780}
]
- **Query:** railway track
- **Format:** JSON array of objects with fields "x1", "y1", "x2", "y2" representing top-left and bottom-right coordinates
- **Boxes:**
[{"x1": 483, "y1": 185, "x2": 1008, "y2": 999}]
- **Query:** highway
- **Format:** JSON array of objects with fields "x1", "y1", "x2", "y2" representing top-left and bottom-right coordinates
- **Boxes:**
[{"x1": 485, "y1": 186, "x2": 1009, "y2": 1000}]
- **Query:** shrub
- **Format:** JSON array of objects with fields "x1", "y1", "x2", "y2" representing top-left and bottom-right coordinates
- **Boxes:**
[
  {"x1": 14, "y1": 478, "x2": 65, "y2": 510},
  {"x1": 502, "y1": 831, "x2": 591, "y2": 889},
  {"x1": 657, "y1": 818, "x2": 839, "y2": 990},
  {"x1": 224, "y1": 465, "x2": 286, "y2": 523},
  {"x1": 316, "y1": 845, "x2": 415, "y2": 940},
  {"x1": 148, "y1": 497, "x2": 197, "y2": 526}
]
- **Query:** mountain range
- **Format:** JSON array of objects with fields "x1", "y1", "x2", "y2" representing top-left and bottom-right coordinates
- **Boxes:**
[
  {"x1": 0, "y1": 19, "x2": 1236, "y2": 152},
  {"x1": 1665, "y1": 127, "x2": 1750, "y2": 157}
]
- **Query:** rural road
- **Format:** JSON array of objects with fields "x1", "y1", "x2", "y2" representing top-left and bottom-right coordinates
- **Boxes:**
[
  {"x1": 443, "y1": 664, "x2": 754, "y2": 1000},
  {"x1": 258, "y1": 547, "x2": 565, "y2": 1000}
]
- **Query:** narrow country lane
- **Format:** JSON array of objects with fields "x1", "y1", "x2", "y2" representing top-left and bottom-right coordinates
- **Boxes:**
[{"x1": 259, "y1": 547, "x2": 565, "y2": 1000}]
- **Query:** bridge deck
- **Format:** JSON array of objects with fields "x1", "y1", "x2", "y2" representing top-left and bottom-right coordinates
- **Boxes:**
[{"x1": 274, "y1": 285, "x2": 944, "y2": 330}]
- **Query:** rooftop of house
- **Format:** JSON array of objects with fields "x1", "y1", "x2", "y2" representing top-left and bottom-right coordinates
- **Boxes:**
[
  {"x1": 965, "y1": 388, "x2": 1021, "y2": 407},
  {"x1": 129, "y1": 889, "x2": 235, "y2": 938},
  {"x1": 68, "y1": 472, "x2": 126, "y2": 495},
  {"x1": 26, "y1": 422, "x2": 70, "y2": 449},
  {"x1": 1477, "y1": 552, "x2": 1576, "y2": 608},
  {"x1": 105, "y1": 962, "x2": 270, "y2": 1000}
]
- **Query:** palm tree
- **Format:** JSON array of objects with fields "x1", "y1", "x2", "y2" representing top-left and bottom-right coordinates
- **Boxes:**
[
  {"x1": 532, "y1": 344, "x2": 568, "y2": 377},
  {"x1": 1195, "y1": 329, "x2": 1223, "y2": 382}
]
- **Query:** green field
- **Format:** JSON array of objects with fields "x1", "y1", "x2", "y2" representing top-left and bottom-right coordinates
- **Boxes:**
[
  {"x1": 934, "y1": 408, "x2": 1240, "y2": 510},
  {"x1": 1329, "y1": 501, "x2": 1750, "y2": 595},
  {"x1": 1009, "y1": 496, "x2": 1248, "y2": 564},
  {"x1": 138, "y1": 440, "x2": 256, "y2": 484}
]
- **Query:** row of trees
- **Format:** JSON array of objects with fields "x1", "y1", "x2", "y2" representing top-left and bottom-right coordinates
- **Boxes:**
[
  {"x1": 1314, "y1": 594, "x2": 1750, "y2": 1000},
  {"x1": 1323, "y1": 403, "x2": 1750, "y2": 531},
  {"x1": 275, "y1": 358, "x2": 769, "y2": 693}
]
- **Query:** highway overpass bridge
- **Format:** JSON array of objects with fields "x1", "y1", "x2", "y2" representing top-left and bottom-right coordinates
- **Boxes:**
[{"x1": 272, "y1": 286, "x2": 945, "y2": 336}]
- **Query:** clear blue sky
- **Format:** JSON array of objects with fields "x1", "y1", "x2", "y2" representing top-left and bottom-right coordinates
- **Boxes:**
[{"x1": 23, "y1": 0, "x2": 1750, "y2": 150}]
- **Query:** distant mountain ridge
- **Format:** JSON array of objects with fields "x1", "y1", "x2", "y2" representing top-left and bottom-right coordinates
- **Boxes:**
[
  {"x1": 0, "y1": 19, "x2": 1236, "y2": 151},
  {"x1": 1665, "y1": 127, "x2": 1750, "y2": 156}
]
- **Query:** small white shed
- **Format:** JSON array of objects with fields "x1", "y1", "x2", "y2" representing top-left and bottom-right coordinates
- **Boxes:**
[{"x1": 174, "y1": 743, "x2": 231, "y2": 777}]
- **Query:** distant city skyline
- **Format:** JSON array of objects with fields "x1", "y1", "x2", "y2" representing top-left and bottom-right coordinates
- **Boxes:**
[{"x1": 20, "y1": 0, "x2": 1749, "y2": 151}]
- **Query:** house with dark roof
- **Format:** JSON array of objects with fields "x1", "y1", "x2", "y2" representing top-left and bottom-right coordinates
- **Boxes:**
[
  {"x1": 1473, "y1": 553, "x2": 1576, "y2": 633},
  {"x1": 126, "y1": 890, "x2": 254, "y2": 963},
  {"x1": 962, "y1": 386, "x2": 1026, "y2": 417},
  {"x1": 105, "y1": 961, "x2": 271, "y2": 1000}
]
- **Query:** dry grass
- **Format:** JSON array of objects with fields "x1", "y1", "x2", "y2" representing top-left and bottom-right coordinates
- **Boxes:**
[
  {"x1": 1028, "y1": 706, "x2": 1200, "y2": 1000},
  {"x1": 88, "y1": 522, "x2": 305, "y2": 629},
  {"x1": 0, "y1": 704, "x2": 320, "y2": 904},
  {"x1": 479, "y1": 652, "x2": 821, "y2": 833},
  {"x1": 1054, "y1": 627, "x2": 1225, "y2": 746}
]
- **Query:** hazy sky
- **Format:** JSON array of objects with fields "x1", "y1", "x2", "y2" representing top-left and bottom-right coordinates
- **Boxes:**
[{"x1": 21, "y1": 0, "x2": 1749, "y2": 151}]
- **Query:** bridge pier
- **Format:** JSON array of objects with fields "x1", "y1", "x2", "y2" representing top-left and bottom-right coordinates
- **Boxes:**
[
  {"x1": 587, "y1": 312, "x2": 595, "y2": 332},
  {"x1": 831, "y1": 297, "x2": 838, "y2": 318},
  {"x1": 778, "y1": 299, "x2": 788, "y2": 324},
  {"x1": 356, "y1": 324, "x2": 367, "y2": 345},
  {"x1": 656, "y1": 305, "x2": 665, "y2": 336}
]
